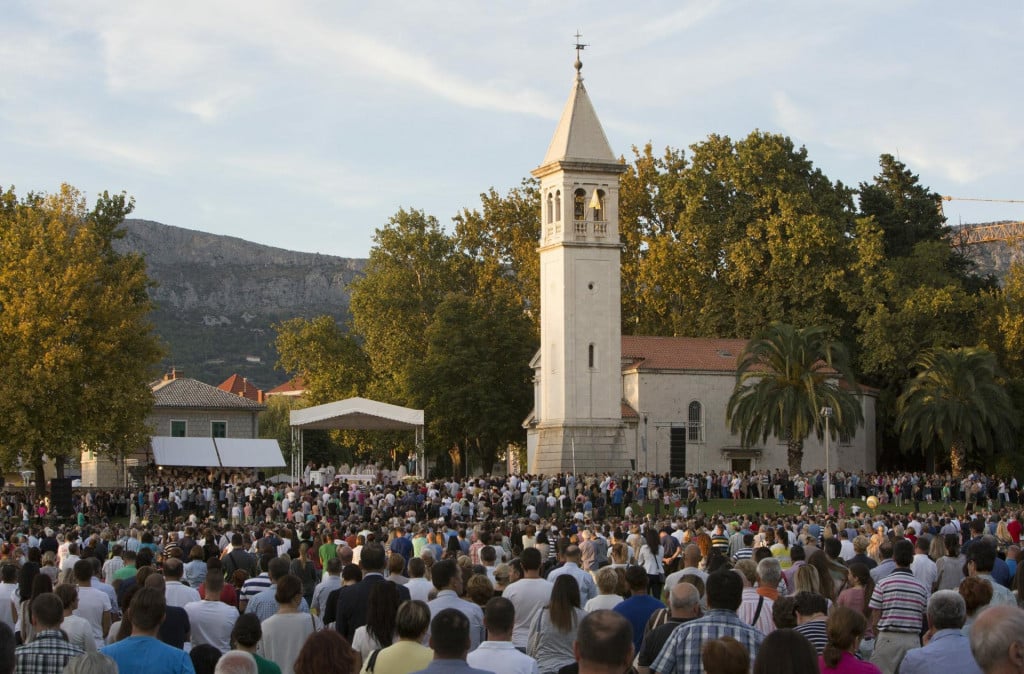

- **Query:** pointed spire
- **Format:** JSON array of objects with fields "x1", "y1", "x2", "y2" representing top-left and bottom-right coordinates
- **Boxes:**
[{"x1": 538, "y1": 48, "x2": 617, "y2": 168}]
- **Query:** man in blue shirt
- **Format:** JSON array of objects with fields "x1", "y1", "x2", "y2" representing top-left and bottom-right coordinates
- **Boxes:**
[
  {"x1": 899, "y1": 590, "x2": 982, "y2": 674},
  {"x1": 101, "y1": 587, "x2": 195, "y2": 674},
  {"x1": 613, "y1": 567, "x2": 665, "y2": 654}
]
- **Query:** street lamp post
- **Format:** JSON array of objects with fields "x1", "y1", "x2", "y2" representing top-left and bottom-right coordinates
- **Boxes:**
[{"x1": 821, "y1": 406, "x2": 833, "y2": 511}]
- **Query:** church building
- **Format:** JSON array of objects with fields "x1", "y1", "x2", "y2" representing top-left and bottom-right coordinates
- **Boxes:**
[{"x1": 525, "y1": 59, "x2": 877, "y2": 476}]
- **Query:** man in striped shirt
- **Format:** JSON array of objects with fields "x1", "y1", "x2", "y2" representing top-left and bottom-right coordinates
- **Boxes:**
[
  {"x1": 650, "y1": 570, "x2": 764, "y2": 674},
  {"x1": 868, "y1": 539, "x2": 928, "y2": 674}
]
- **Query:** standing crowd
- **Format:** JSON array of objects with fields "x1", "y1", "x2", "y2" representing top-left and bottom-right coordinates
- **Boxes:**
[{"x1": 0, "y1": 467, "x2": 1020, "y2": 674}]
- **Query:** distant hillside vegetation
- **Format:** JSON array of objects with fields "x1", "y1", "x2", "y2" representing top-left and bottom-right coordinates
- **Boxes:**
[{"x1": 114, "y1": 219, "x2": 365, "y2": 389}]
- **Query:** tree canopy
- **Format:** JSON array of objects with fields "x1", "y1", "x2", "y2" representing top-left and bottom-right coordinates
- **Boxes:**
[{"x1": 0, "y1": 185, "x2": 164, "y2": 484}]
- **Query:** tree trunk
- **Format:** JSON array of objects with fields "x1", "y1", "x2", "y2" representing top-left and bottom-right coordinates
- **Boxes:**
[
  {"x1": 33, "y1": 457, "x2": 46, "y2": 495},
  {"x1": 950, "y1": 440, "x2": 966, "y2": 477},
  {"x1": 787, "y1": 438, "x2": 804, "y2": 476}
]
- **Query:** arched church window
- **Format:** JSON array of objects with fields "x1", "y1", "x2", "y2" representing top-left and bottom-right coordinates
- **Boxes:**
[
  {"x1": 547, "y1": 192, "x2": 553, "y2": 224},
  {"x1": 590, "y1": 189, "x2": 605, "y2": 221},
  {"x1": 588, "y1": 343, "x2": 595, "y2": 369},
  {"x1": 555, "y1": 191, "x2": 561, "y2": 221},
  {"x1": 688, "y1": 401, "x2": 704, "y2": 443},
  {"x1": 574, "y1": 189, "x2": 586, "y2": 220}
]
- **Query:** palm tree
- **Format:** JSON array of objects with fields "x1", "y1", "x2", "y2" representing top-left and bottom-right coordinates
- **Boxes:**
[
  {"x1": 897, "y1": 347, "x2": 1017, "y2": 476},
  {"x1": 726, "y1": 323, "x2": 864, "y2": 475}
]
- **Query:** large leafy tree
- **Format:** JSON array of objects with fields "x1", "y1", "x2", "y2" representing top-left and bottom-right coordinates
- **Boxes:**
[
  {"x1": 897, "y1": 347, "x2": 1017, "y2": 475},
  {"x1": 348, "y1": 209, "x2": 461, "y2": 404},
  {"x1": 452, "y1": 180, "x2": 540, "y2": 333},
  {"x1": 0, "y1": 185, "x2": 164, "y2": 486},
  {"x1": 619, "y1": 132, "x2": 857, "y2": 338},
  {"x1": 727, "y1": 323, "x2": 864, "y2": 474},
  {"x1": 409, "y1": 289, "x2": 534, "y2": 474},
  {"x1": 847, "y1": 157, "x2": 994, "y2": 465}
]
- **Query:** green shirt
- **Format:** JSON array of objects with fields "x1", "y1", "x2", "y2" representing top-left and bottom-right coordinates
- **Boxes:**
[
  {"x1": 113, "y1": 564, "x2": 137, "y2": 581},
  {"x1": 318, "y1": 543, "x2": 337, "y2": 567},
  {"x1": 254, "y1": 653, "x2": 282, "y2": 674}
]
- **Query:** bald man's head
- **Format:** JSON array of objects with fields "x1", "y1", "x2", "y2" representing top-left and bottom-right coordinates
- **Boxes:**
[
  {"x1": 669, "y1": 582, "x2": 701, "y2": 618},
  {"x1": 970, "y1": 604, "x2": 1024, "y2": 673}
]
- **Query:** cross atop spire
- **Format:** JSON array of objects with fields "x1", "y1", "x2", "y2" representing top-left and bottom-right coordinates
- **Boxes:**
[{"x1": 573, "y1": 31, "x2": 588, "y2": 81}]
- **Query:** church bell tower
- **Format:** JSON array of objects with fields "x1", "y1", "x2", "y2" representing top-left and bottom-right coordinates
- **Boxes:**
[{"x1": 528, "y1": 51, "x2": 630, "y2": 475}]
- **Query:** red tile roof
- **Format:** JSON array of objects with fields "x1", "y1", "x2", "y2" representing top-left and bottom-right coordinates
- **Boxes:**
[
  {"x1": 267, "y1": 376, "x2": 306, "y2": 396},
  {"x1": 621, "y1": 336, "x2": 749, "y2": 372},
  {"x1": 217, "y1": 374, "x2": 264, "y2": 401},
  {"x1": 621, "y1": 401, "x2": 639, "y2": 419}
]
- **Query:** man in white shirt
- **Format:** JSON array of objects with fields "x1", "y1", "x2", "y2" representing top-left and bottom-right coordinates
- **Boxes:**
[
  {"x1": 184, "y1": 574, "x2": 238, "y2": 652},
  {"x1": 910, "y1": 537, "x2": 938, "y2": 591},
  {"x1": 163, "y1": 558, "x2": 201, "y2": 607},
  {"x1": 404, "y1": 557, "x2": 435, "y2": 603},
  {"x1": 502, "y1": 549, "x2": 553, "y2": 649},
  {"x1": 102, "y1": 545, "x2": 125, "y2": 583},
  {"x1": 467, "y1": 597, "x2": 539, "y2": 674},
  {"x1": 72, "y1": 559, "x2": 111, "y2": 648},
  {"x1": 61, "y1": 542, "x2": 82, "y2": 573}
]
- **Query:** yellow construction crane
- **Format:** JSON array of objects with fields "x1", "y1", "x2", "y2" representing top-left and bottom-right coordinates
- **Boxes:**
[{"x1": 941, "y1": 196, "x2": 1024, "y2": 245}]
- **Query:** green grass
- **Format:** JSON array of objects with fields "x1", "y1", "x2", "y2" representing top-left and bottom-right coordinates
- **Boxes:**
[{"x1": 635, "y1": 497, "x2": 928, "y2": 519}]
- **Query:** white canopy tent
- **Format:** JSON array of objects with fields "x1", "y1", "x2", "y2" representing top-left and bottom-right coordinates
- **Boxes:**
[
  {"x1": 216, "y1": 438, "x2": 287, "y2": 468},
  {"x1": 149, "y1": 437, "x2": 285, "y2": 469},
  {"x1": 151, "y1": 437, "x2": 218, "y2": 466},
  {"x1": 289, "y1": 397, "x2": 425, "y2": 483}
]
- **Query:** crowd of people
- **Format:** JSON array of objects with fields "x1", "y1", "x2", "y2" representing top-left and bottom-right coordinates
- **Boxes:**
[{"x1": 0, "y1": 465, "x2": 1020, "y2": 674}]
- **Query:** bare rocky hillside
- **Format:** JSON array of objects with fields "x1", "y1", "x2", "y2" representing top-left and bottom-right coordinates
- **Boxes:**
[{"x1": 114, "y1": 219, "x2": 365, "y2": 389}]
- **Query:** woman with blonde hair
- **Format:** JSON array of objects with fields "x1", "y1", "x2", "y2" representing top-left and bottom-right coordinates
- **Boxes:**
[
  {"x1": 585, "y1": 566, "x2": 624, "y2": 611},
  {"x1": 359, "y1": 600, "x2": 432, "y2": 674},
  {"x1": 819, "y1": 606, "x2": 880, "y2": 673},
  {"x1": 791, "y1": 565, "x2": 821, "y2": 597}
]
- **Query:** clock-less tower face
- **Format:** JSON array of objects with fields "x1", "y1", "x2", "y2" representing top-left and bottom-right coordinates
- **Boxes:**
[{"x1": 528, "y1": 66, "x2": 630, "y2": 475}]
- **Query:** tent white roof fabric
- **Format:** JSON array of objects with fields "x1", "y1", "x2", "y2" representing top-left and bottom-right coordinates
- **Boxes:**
[
  {"x1": 151, "y1": 437, "x2": 219, "y2": 466},
  {"x1": 216, "y1": 438, "x2": 286, "y2": 467},
  {"x1": 150, "y1": 437, "x2": 284, "y2": 468},
  {"x1": 290, "y1": 397, "x2": 424, "y2": 431}
]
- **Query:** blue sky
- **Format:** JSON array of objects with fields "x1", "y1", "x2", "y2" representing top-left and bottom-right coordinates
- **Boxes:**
[{"x1": 2, "y1": 2, "x2": 1022, "y2": 259}]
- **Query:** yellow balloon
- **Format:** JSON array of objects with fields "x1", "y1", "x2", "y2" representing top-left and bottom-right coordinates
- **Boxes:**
[{"x1": 866, "y1": 496, "x2": 879, "y2": 509}]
